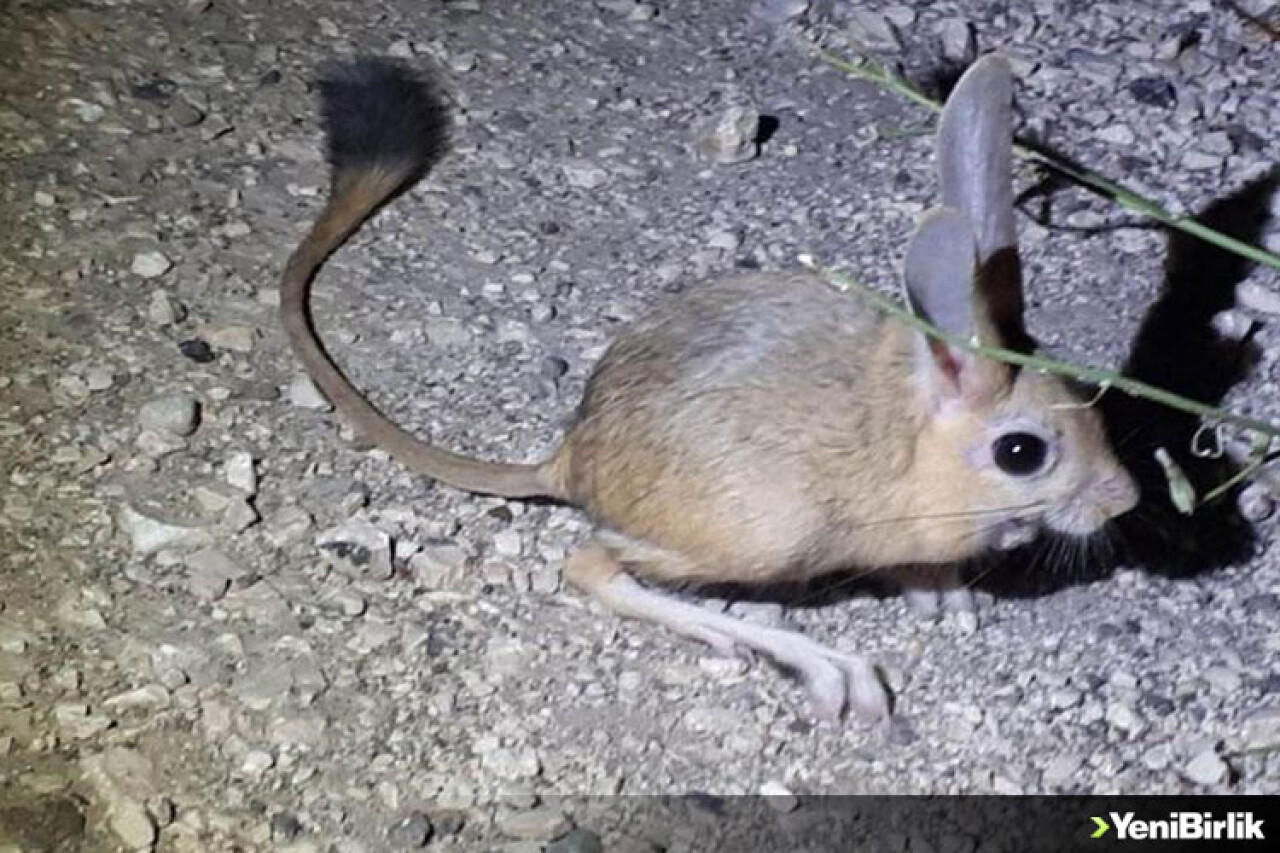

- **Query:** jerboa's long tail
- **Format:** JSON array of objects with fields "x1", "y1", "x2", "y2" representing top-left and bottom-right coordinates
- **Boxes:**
[{"x1": 279, "y1": 58, "x2": 561, "y2": 500}]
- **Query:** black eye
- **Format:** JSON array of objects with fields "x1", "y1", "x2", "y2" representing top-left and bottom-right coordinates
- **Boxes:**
[{"x1": 993, "y1": 432, "x2": 1049, "y2": 477}]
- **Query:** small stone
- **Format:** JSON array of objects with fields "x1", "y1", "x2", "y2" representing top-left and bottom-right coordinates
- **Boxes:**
[
  {"x1": 148, "y1": 291, "x2": 186, "y2": 325},
  {"x1": 1042, "y1": 754, "x2": 1082, "y2": 784},
  {"x1": 224, "y1": 451, "x2": 257, "y2": 495},
  {"x1": 1183, "y1": 747, "x2": 1229, "y2": 786},
  {"x1": 695, "y1": 105, "x2": 759, "y2": 165},
  {"x1": 137, "y1": 394, "x2": 199, "y2": 436},
  {"x1": 1106, "y1": 701, "x2": 1145, "y2": 735},
  {"x1": 207, "y1": 325, "x2": 256, "y2": 353},
  {"x1": 759, "y1": 780, "x2": 799, "y2": 813},
  {"x1": 117, "y1": 505, "x2": 215, "y2": 555},
  {"x1": 33, "y1": 189, "x2": 56, "y2": 207},
  {"x1": 103, "y1": 685, "x2": 171, "y2": 712},
  {"x1": 1096, "y1": 124, "x2": 1136, "y2": 145},
  {"x1": 109, "y1": 799, "x2": 157, "y2": 850},
  {"x1": 492, "y1": 529, "x2": 523, "y2": 558},
  {"x1": 481, "y1": 747, "x2": 541, "y2": 780},
  {"x1": 71, "y1": 100, "x2": 106, "y2": 122},
  {"x1": 409, "y1": 543, "x2": 468, "y2": 588},
  {"x1": 185, "y1": 548, "x2": 245, "y2": 602},
  {"x1": 938, "y1": 18, "x2": 976, "y2": 64},
  {"x1": 178, "y1": 338, "x2": 215, "y2": 363},
  {"x1": 388, "y1": 813, "x2": 433, "y2": 849},
  {"x1": 239, "y1": 749, "x2": 275, "y2": 777},
  {"x1": 265, "y1": 505, "x2": 313, "y2": 547},
  {"x1": 547, "y1": 828, "x2": 604, "y2": 853},
  {"x1": 134, "y1": 428, "x2": 187, "y2": 458},
  {"x1": 131, "y1": 251, "x2": 173, "y2": 279},
  {"x1": 422, "y1": 316, "x2": 472, "y2": 348},
  {"x1": 847, "y1": 9, "x2": 901, "y2": 52},
  {"x1": 1202, "y1": 666, "x2": 1243, "y2": 694},
  {"x1": 561, "y1": 161, "x2": 610, "y2": 189},
  {"x1": 1127, "y1": 76, "x2": 1176, "y2": 109},
  {"x1": 496, "y1": 807, "x2": 570, "y2": 841},
  {"x1": 288, "y1": 374, "x2": 332, "y2": 410},
  {"x1": 698, "y1": 656, "x2": 748, "y2": 678},
  {"x1": 1238, "y1": 282, "x2": 1280, "y2": 316},
  {"x1": 85, "y1": 367, "x2": 115, "y2": 391},
  {"x1": 348, "y1": 620, "x2": 399, "y2": 654},
  {"x1": 54, "y1": 703, "x2": 115, "y2": 739},
  {"x1": 750, "y1": 0, "x2": 809, "y2": 26},
  {"x1": 1180, "y1": 150, "x2": 1224, "y2": 171},
  {"x1": 55, "y1": 374, "x2": 91, "y2": 403},
  {"x1": 1242, "y1": 707, "x2": 1280, "y2": 750},
  {"x1": 271, "y1": 812, "x2": 305, "y2": 842},
  {"x1": 707, "y1": 230, "x2": 740, "y2": 252},
  {"x1": 169, "y1": 99, "x2": 206, "y2": 128},
  {"x1": 317, "y1": 519, "x2": 394, "y2": 580}
]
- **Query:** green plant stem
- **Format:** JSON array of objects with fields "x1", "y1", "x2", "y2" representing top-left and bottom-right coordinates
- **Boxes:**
[
  {"x1": 807, "y1": 262, "x2": 1280, "y2": 443},
  {"x1": 807, "y1": 44, "x2": 1280, "y2": 273}
]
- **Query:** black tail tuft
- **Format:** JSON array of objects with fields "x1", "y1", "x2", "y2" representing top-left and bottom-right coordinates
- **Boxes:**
[{"x1": 318, "y1": 57, "x2": 450, "y2": 178}]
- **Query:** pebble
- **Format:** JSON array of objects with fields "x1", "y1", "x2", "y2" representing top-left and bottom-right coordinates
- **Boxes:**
[
  {"x1": 1042, "y1": 753, "x2": 1082, "y2": 784},
  {"x1": 178, "y1": 338, "x2": 215, "y2": 363},
  {"x1": 938, "y1": 17, "x2": 976, "y2": 63},
  {"x1": 103, "y1": 684, "x2": 171, "y2": 713},
  {"x1": 1242, "y1": 707, "x2": 1280, "y2": 750},
  {"x1": 185, "y1": 548, "x2": 245, "y2": 602},
  {"x1": 422, "y1": 316, "x2": 472, "y2": 347},
  {"x1": 388, "y1": 812, "x2": 434, "y2": 848},
  {"x1": 561, "y1": 161, "x2": 610, "y2": 189},
  {"x1": 118, "y1": 504, "x2": 215, "y2": 555},
  {"x1": 408, "y1": 543, "x2": 469, "y2": 588},
  {"x1": 547, "y1": 828, "x2": 604, "y2": 853},
  {"x1": 496, "y1": 806, "x2": 571, "y2": 841},
  {"x1": 1238, "y1": 282, "x2": 1280, "y2": 316},
  {"x1": 1180, "y1": 150, "x2": 1224, "y2": 171},
  {"x1": 110, "y1": 799, "x2": 158, "y2": 850},
  {"x1": 224, "y1": 451, "x2": 257, "y2": 495},
  {"x1": 148, "y1": 291, "x2": 185, "y2": 325},
  {"x1": 264, "y1": 505, "x2": 314, "y2": 547},
  {"x1": 55, "y1": 374, "x2": 91, "y2": 403},
  {"x1": 239, "y1": 749, "x2": 275, "y2": 777},
  {"x1": 85, "y1": 366, "x2": 115, "y2": 391},
  {"x1": 288, "y1": 374, "x2": 332, "y2": 410},
  {"x1": 481, "y1": 747, "x2": 542, "y2": 780},
  {"x1": 317, "y1": 519, "x2": 394, "y2": 580},
  {"x1": 131, "y1": 251, "x2": 173, "y2": 279},
  {"x1": 695, "y1": 104, "x2": 759, "y2": 165},
  {"x1": 492, "y1": 529, "x2": 523, "y2": 558},
  {"x1": 1183, "y1": 747, "x2": 1230, "y2": 786},
  {"x1": 207, "y1": 325, "x2": 256, "y2": 353},
  {"x1": 137, "y1": 394, "x2": 199, "y2": 436},
  {"x1": 759, "y1": 780, "x2": 799, "y2": 813},
  {"x1": 847, "y1": 9, "x2": 901, "y2": 51},
  {"x1": 54, "y1": 702, "x2": 115, "y2": 739},
  {"x1": 1095, "y1": 123, "x2": 1136, "y2": 145}
]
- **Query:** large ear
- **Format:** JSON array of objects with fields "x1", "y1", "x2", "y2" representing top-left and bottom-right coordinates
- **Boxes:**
[
  {"x1": 903, "y1": 208, "x2": 1011, "y2": 408},
  {"x1": 937, "y1": 53, "x2": 1029, "y2": 348}
]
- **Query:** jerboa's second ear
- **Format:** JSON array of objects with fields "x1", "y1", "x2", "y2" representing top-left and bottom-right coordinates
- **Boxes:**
[
  {"x1": 938, "y1": 53, "x2": 1030, "y2": 351},
  {"x1": 903, "y1": 208, "x2": 1011, "y2": 407}
]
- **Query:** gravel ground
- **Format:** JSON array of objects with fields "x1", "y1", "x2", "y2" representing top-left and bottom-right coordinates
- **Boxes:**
[{"x1": 2, "y1": 0, "x2": 1280, "y2": 850}]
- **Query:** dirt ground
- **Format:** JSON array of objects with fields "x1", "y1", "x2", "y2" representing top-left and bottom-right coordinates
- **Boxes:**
[{"x1": 2, "y1": 0, "x2": 1279, "y2": 850}]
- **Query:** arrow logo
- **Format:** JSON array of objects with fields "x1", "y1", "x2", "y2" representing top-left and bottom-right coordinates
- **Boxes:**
[{"x1": 1091, "y1": 816, "x2": 1111, "y2": 838}]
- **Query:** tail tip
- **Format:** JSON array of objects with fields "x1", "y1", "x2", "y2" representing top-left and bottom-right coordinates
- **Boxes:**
[{"x1": 318, "y1": 57, "x2": 450, "y2": 177}]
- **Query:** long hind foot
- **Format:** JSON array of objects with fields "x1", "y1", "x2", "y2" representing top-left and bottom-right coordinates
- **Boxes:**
[{"x1": 565, "y1": 540, "x2": 891, "y2": 725}]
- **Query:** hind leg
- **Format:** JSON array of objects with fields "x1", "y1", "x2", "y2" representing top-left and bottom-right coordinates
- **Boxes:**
[{"x1": 565, "y1": 539, "x2": 890, "y2": 725}]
